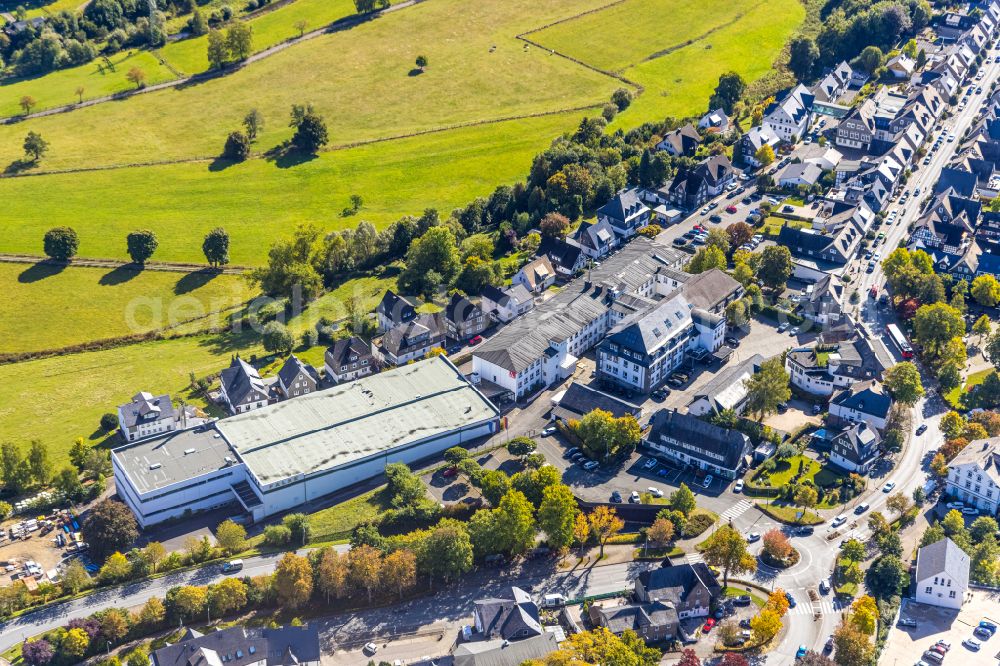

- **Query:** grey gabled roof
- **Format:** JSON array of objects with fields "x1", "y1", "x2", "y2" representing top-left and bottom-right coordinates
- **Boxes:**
[
  {"x1": 376, "y1": 289, "x2": 416, "y2": 323},
  {"x1": 646, "y1": 409, "x2": 751, "y2": 471},
  {"x1": 452, "y1": 633, "x2": 558, "y2": 666},
  {"x1": 119, "y1": 392, "x2": 175, "y2": 428},
  {"x1": 680, "y1": 269, "x2": 741, "y2": 310},
  {"x1": 636, "y1": 562, "x2": 721, "y2": 604},
  {"x1": 325, "y1": 336, "x2": 373, "y2": 368},
  {"x1": 832, "y1": 422, "x2": 880, "y2": 463},
  {"x1": 152, "y1": 625, "x2": 319, "y2": 666},
  {"x1": 220, "y1": 357, "x2": 269, "y2": 406},
  {"x1": 604, "y1": 291, "x2": 692, "y2": 356},
  {"x1": 831, "y1": 381, "x2": 892, "y2": 419},
  {"x1": 689, "y1": 354, "x2": 764, "y2": 411},
  {"x1": 276, "y1": 354, "x2": 319, "y2": 389},
  {"x1": 556, "y1": 382, "x2": 641, "y2": 419},
  {"x1": 474, "y1": 587, "x2": 542, "y2": 640},
  {"x1": 597, "y1": 188, "x2": 648, "y2": 224},
  {"x1": 446, "y1": 293, "x2": 483, "y2": 324},
  {"x1": 916, "y1": 537, "x2": 970, "y2": 583}
]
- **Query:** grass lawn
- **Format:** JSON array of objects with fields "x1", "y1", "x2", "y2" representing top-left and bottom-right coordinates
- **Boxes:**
[
  {"x1": 0, "y1": 331, "x2": 263, "y2": 465},
  {"x1": 723, "y1": 586, "x2": 766, "y2": 608},
  {"x1": 0, "y1": 263, "x2": 253, "y2": 354},
  {"x1": 608, "y1": 0, "x2": 804, "y2": 126},
  {"x1": 944, "y1": 367, "x2": 992, "y2": 408},
  {"x1": 0, "y1": 0, "x2": 83, "y2": 18},
  {"x1": 754, "y1": 501, "x2": 824, "y2": 525},
  {"x1": 303, "y1": 487, "x2": 391, "y2": 546},
  {"x1": 0, "y1": 50, "x2": 177, "y2": 117},
  {"x1": 0, "y1": 0, "x2": 618, "y2": 171},
  {"x1": 0, "y1": 111, "x2": 575, "y2": 264},
  {"x1": 530, "y1": 0, "x2": 762, "y2": 73},
  {"x1": 160, "y1": 0, "x2": 363, "y2": 75},
  {"x1": 763, "y1": 216, "x2": 811, "y2": 237}
]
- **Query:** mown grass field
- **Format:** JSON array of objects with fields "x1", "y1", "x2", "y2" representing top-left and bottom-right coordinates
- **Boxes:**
[
  {"x1": 609, "y1": 0, "x2": 803, "y2": 126},
  {"x1": 159, "y1": 0, "x2": 362, "y2": 75},
  {"x1": 0, "y1": 0, "x2": 82, "y2": 18},
  {"x1": 0, "y1": 111, "x2": 578, "y2": 263},
  {"x1": 0, "y1": 332, "x2": 264, "y2": 465},
  {"x1": 0, "y1": 263, "x2": 253, "y2": 353},
  {"x1": 0, "y1": 0, "x2": 618, "y2": 170},
  {"x1": 0, "y1": 50, "x2": 176, "y2": 117},
  {"x1": 530, "y1": 0, "x2": 762, "y2": 73}
]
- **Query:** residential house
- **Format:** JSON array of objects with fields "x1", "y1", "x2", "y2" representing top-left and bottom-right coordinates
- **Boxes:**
[
  {"x1": 2, "y1": 17, "x2": 45, "y2": 36},
  {"x1": 589, "y1": 601, "x2": 678, "y2": 643},
  {"x1": 811, "y1": 61, "x2": 854, "y2": 103},
  {"x1": 634, "y1": 562, "x2": 722, "y2": 619},
  {"x1": 573, "y1": 219, "x2": 618, "y2": 259},
  {"x1": 887, "y1": 53, "x2": 916, "y2": 79},
  {"x1": 836, "y1": 98, "x2": 877, "y2": 150},
  {"x1": 276, "y1": 354, "x2": 320, "y2": 399},
  {"x1": 512, "y1": 256, "x2": 557, "y2": 293},
  {"x1": 915, "y1": 538, "x2": 970, "y2": 610},
  {"x1": 151, "y1": 624, "x2": 320, "y2": 666},
  {"x1": 910, "y1": 187, "x2": 980, "y2": 256},
  {"x1": 687, "y1": 354, "x2": 764, "y2": 417},
  {"x1": 657, "y1": 124, "x2": 702, "y2": 156},
  {"x1": 739, "y1": 125, "x2": 781, "y2": 167},
  {"x1": 803, "y1": 146, "x2": 843, "y2": 171},
  {"x1": 376, "y1": 289, "x2": 417, "y2": 333},
  {"x1": 219, "y1": 357, "x2": 271, "y2": 414},
  {"x1": 445, "y1": 293, "x2": 488, "y2": 341},
  {"x1": 644, "y1": 408, "x2": 752, "y2": 479},
  {"x1": 324, "y1": 336, "x2": 376, "y2": 383},
  {"x1": 778, "y1": 162, "x2": 824, "y2": 188},
  {"x1": 117, "y1": 392, "x2": 195, "y2": 443},
  {"x1": 452, "y1": 634, "x2": 559, "y2": 666},
  {"x1": 667, "y1": 155, "x2": 734, "y2": 210},
  {"x1": 596, "y1": 188, "x2": 651, "y2": 238},
  {"x1": 785, "y1": 333, "x2": 892, "y2": 396},
  {"x1": 829, "y1": 422, "x2": 881, "y2": 474},
  {"x1": 946, "y1": 438, "x2": 1000, "y2": 515},
  {"x1": 373, "y1": 313, "x2": 446, "y2": 366},
  {"x1": 538, "y1": 235, "x2": 586, "y2": 276},
  {"x1": 481, "y1": 283, "x2": 534, "y2": 323},
  {"x1": 473, "y1": 587, "x2": 542, "y2": 641},
  {"x1": 829, "y1": 381, "x2": 892, "y2": 431},
  {"x1": 799, "y1": 274, "x2": 846, "y2": 327},
  {"x1": 698, "y1": 109, "x2": 731, "y2": 132},
  {"x1": 550, "y1": 382, "x2": 642, "y2": 422},
  {"x1": 764, "y1": 84, "x2": 814, "y2": 142}
]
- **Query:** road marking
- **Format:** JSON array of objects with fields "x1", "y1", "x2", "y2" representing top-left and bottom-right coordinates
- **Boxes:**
[
  {"x1": 685, "y1": 552, "x2": 704, "y2": 565},
  {"x1": 719, "y1": 500, "x2": 753, "y2": 522}
]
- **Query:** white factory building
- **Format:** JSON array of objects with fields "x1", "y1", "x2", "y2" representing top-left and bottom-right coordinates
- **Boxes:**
[{"x1": 113, "y1": 356, "x2": 500, "y2": 528}]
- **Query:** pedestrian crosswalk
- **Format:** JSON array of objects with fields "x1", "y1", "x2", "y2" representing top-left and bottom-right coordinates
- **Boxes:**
[
  {"x1": 685, "y1": 552, "x2": 704, "y2": 565},
  {"x1": 787, "y1": 598, "x2": 848, "y2": 616},
  {"x1": 719, "y1": 500, "x2": 753, "y2": 523}
]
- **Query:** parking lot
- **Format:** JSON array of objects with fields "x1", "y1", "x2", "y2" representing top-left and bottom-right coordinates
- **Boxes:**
[{"x1": 882, "y1": 591, "x2": 1000, "y2": 665}]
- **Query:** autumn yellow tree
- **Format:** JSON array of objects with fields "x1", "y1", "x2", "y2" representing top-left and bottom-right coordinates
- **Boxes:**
[
  {"x1": 381, "y1": 549, "x2": 417, "y2": 599},
  {"x1": 588, "y1": 506, "x2": 624, "y2": 558},
  {"x1": 316, "y1": 547, "x2": 350, "y2": 601},
  {"x1": 849, "y1": 595, "x2": 879, "y2": 635},
  {"x1": 348, "y1": 544, "x2": 383, "y2": 603},
  {"x1": 765, "y1": 588, "x2": 790, "y2": 618},
  {"x1": 573, "y1": 512, "x2": 591, "y2": 553},
  {"x1": 273, "y1": 552, "x2": 313, "y2": 609},
  {"x1": 750, "y1": 608, "x2": 782, "y2": 643}
]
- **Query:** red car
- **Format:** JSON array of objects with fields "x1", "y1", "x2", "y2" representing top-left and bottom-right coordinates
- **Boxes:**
[
  {"x1": 693, "y1": 224, "x2": 706, "y2": 232},
  {"x1": 725, "y1": 205, "x2": 738, "y2": 214},
  {"x1": 702, "y1": 618, "x2": 716, "y2": 633},
  {"x1": 469, "y1": 335, "x2": 484, "y2": 346},
  {"x1": 443, "y1": 467, "x2": 458, "y2": 478},
  {"x1": 869, "y1": 285, "x2": 879, "y2": 298}
]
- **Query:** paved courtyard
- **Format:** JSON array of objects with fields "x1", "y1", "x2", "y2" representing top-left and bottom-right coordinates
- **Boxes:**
[{"x1": 881, "y1": 591, "x2": 1000, "y2": 666}]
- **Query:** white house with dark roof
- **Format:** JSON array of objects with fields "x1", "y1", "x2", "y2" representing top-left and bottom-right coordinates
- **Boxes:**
[
  {"x1": 473, "y1": 586, "x2": 542, "y2": 641},
  {"x1": 656, "y1": 124, "x2": 701, "y2": 156},
  {"x1": 785, "y1": 333, "x2": 892, "y2": 396},
  {"x1": 698, "y1": 108, "x2": 730, "y2": 132},
  {"x1": 644, "y1": 408, "x2": 752, "y2": 479},
  {"x1": 445, "y1": 293, "x2": 487, "y2": 341},
  {"x1": 740, "y1": 125, "x2": 781, "y2": 166},
  {"x1": 764, "y1": 84, "x2": 814, "y2": 142},
  {"x1": 573, "y1": 218, "x2": 618, "y2": 258},
  {"x1": 829, "y1": 381, "x2": 892, "y2": 431},
  {"x1": 376, "y1": 289, "x2": 417, "y2": 333},
  {"x1": 219, "y1": 358, "x2": 272, "y2": 414},
  {"x1": 481, "y1": 283, "x2": 534, "y2": 323},
  {"x1": 915, "y1": 537, "x2": 970, "y2": 609},
  {"x1": 945, "y1": 438, "x2": 1000, "y2": 515},
  {"x1": 117, "y1": 392, "x2": 202, "y2": 443},
  {"x1": 373, "y1": 313, "x2": 445, "y2": 366},
  {"x1": 324, "y1": 336, "x2": 376, "y2": 384},
  {"x1": 596, "y1": 188, "x2": 651, "y2": 238},
  {"x1": 152, "y1": 624, "x2": 320, "y2": 666},
  {"x1": 687, "y1": 354, "x2": 764, "y2": 417}
]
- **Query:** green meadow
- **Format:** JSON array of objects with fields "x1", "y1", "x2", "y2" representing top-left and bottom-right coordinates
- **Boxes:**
[{"x1": 0, "y1": 263, "x2": 253, "y2": 354}]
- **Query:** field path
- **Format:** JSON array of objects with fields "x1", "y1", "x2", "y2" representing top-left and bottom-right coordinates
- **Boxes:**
[
  {"x1": 0, "y1": 0, "x2": 422, "y2": 125},
  {"x1": 0, "y1": 253, "x2": 249, "y2": 274}
]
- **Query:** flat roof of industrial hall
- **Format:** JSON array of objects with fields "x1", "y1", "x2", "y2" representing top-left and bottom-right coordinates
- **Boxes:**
[
  {"x1": 216, "y1": 355, "x2": 499, "y2": 485},
  {"x1": 113, "y1": 427, "x2": 235, "y2": 494}
]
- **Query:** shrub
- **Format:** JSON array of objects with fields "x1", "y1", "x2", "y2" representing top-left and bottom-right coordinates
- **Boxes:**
[
  {"x1": 682, "y1": 513, "x2": 715, "y2": 538},
  {"x1": 100, "y1": 413, "x2": 119, "y2": 432},
  {"x1": 263, "y1": 524, "x2": 292, "y2": 547}
]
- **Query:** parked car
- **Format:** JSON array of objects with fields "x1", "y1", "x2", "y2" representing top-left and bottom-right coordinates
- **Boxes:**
[
  {"x1": 642, "y1": 457, "x2": 657, "y2": 470},
  {"x1": 702, "y1": 618, "x2": 716, "y2": 633},
  {"x1": 933, "y1": 641, "x2": 951, "y2": 652},
  {"x1": 610, "y1": 490, "x2": 622, "y2": 503},
  {"x1": 974, "y1": 627, "x2": 993, "y2": 640},
  {"x1": 796, "y1": 645, "x2": 807, "y2": 659},
  {"x1": 541, "y1": 426, "x2": 557, "y2": 436},
  {"x1": 963, "y1": 637, "x2": 981, "y2": 651},
  {"x1": 647, "y1": 487, "x2": 663, "y2": 498},
  {"x1": 883, "y1": 481, "x2": 896, "y2": 493},
  {"x1": 777, "y1": 322, "x2": 789, "y2": 332},
  {"x1": 651, "y1": 388, "x2": 670, "y2": 401},
  {"x1": 747, "y1": 532, "x2": 761, "y2": 542},
  {"x1": 725, "y1": 336, "x2": 739, "y2": 346},
  {"x1": 824, "y1": 636, "x2": 834, "y2": 652},
  {"x1": 702, "y1": 475, "x2": 713, "y2": 489},
  {"x1": 855, "y1": 502, "x2": 870, "y2": 514},
  {"x1": 363, "y1": 643, "x2": 378, "y2": 655},
  {"x1": 962, "y1": 506, "x2": 980, "y2": 516},
  {"x1": 733, "y1": 595, "x2": 752, "y2": 606},
  {"x1": 564, "y1": 447, "x2": 579, "y2": 458},
  {"x1": 733, "y1": 479, "x2": 744, "y2": 493},
  {"x1": 739, "y1": 618, "x2": 752, "y2": 628},
  {"x1": 898, "y1": 617, "x2": 917, "y2": 628},
  {"x1": 725, "y1": 205, "x2": 738, "y2": 214},
  {"x1": 469, "y1": 335, "x2": 484, "y2": 345},
  {"x1": 979, "y1": 620, "x2": 997, "y2": 634},
  {"x1": 946, "y1": 501, "x2": 965, "y2": 510},
  {"x1": 582, "y1": 460, "x2": 599, "y2": 471},
  {"x1": 629, "y1": 491, "x2": 641, "y2": 503},
  {"x1": 831, "y1": 514, "x2": 847, "y2": 527},
  {"x1": 916, "y1": 424, "x2": 928, "y2": 435},
  {"x1": 922, "y1": 651, "x2": 944, "y2": 663},
  {"x1": 222, "y1": 559, "x2": 243, "y2": 573}
]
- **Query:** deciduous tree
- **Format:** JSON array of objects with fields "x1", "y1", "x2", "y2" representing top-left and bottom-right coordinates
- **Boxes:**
[
  {"x1": 750, "y1": 608, "x2": 782, "y2": 643},
  {"x1": 83, "y1": 499, "x2": 138, "y2": 563},
  {"x1": 702, "y1": 525, "x2": 756, "y2": 586},
  {"x1": 971, "y1": 274, "x2": 1000, "y2": 307},
  {"x1": 126, "y1": 229, "x2": 158, "y2": 265},
  {"x1": 762, "y1": 529, "x2": 793, "y2": 561},
  {"x1": 348, "y1": 544, "x2": 382, "y2": 603},
  {"x1": 588, "y1": 506, "x2": 624, "y2": 558},
  {"x1": 743, "y1": 357, "x2": 790, "y2": 422},
  {"x1": 126, "y1": 66, "x2": 146, "y2": 89},
  {"x1": 758, "y1": 246, "x2": 792, "y2": 291},
  {"x1": 537, "y1": 483, "x2": 579, "y2": 552},
  {"x1": 272, "y1": 553, "x2": 313, "y2": 609},
  {"x1": 381, "y1": 549, "x2": 416, "y2": 599},
  {"x1": 882, "y1": 362, "x2": 924, "y2": 405},
  {"x1": 202, "y1": 227, "x2": 230, "y2": 267},
  {"x1": 215, "y1": 519, "x2": 247, "y2": 554}
]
